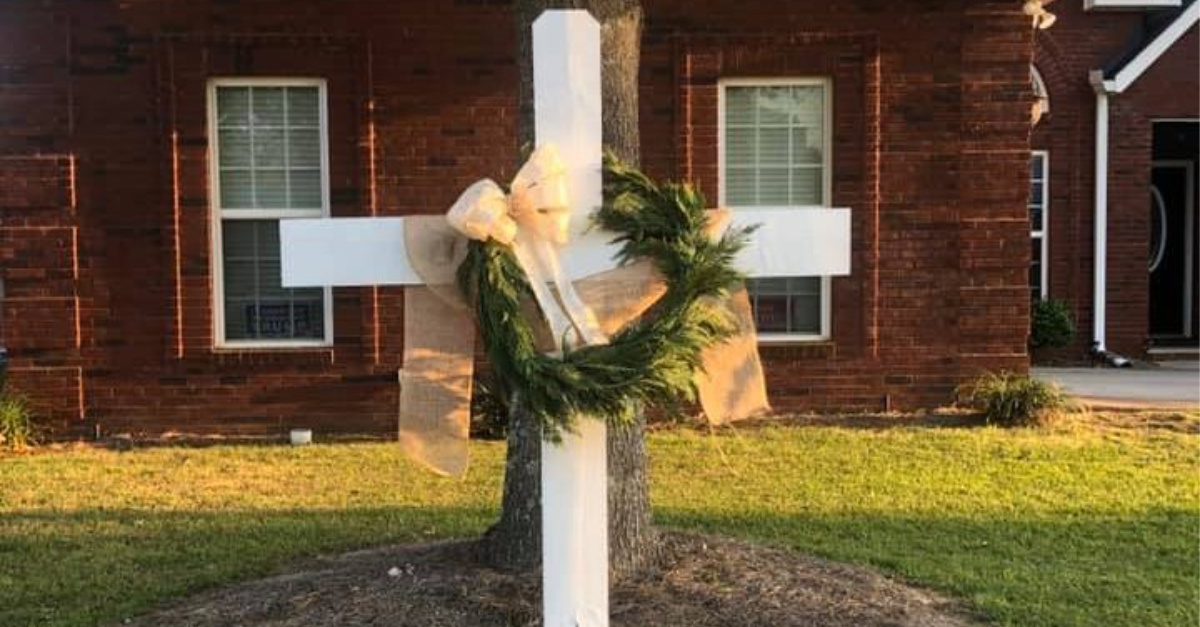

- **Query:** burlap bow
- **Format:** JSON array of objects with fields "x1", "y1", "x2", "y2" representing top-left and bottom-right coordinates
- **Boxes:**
[
  {"x1": 398, "y1": 145, "x2": 770, "y2": 477},
  {"x1": 446, "y1": 145, "x2": 606, "y2": 350}
]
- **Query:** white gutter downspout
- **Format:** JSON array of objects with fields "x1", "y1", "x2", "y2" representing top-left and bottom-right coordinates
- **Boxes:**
[
  {"x1": 1092, "y1": 87, "x2": 1109, "y2": 351},
  {"x1": 1089, "y1": 71, "x2": 1117, "y2": 352}
]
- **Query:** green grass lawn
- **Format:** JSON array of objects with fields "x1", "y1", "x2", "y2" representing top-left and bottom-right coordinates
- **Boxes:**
[{"x1": 0, "y1": 418, "x2": 1196, "y2": 627}]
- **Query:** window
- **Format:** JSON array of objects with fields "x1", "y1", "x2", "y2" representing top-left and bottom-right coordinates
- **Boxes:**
[
  {"x1": 720, "y1": 79, "x2": 831, "y2": 339},
  {"x1": 209, "y1": 79, "x2": 332, "y2": 347},
  {"x1": 1030, "y1": 151, "x2": 1049, "y2": 300},
  {"x1": 1031, "y1": 65, "x2": 1050, "y2": 125}
]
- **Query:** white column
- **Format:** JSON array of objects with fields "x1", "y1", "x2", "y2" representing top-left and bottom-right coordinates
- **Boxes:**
[{"x1": 533, "y1": 11, "x2": 609, "y2": 627}]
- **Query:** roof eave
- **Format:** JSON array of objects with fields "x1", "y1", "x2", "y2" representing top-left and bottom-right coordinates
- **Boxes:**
[{"x1": 1095, "y1": 1, "x2": 1199, "y2": 94}]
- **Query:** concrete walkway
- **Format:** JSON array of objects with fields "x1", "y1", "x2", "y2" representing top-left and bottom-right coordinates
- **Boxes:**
[{"x1": 1033, "y1": 362, "x2": 1199, "y2": 408}]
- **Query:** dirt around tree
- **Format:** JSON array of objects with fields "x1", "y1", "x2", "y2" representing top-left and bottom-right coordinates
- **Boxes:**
[{"x1": 123, "y1": 532, "x2": 985, "y2": 627}]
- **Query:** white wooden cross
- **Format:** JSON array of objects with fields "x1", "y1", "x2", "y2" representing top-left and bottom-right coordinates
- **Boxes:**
[{"x1": 281, "y1": 10, "x2": 850, "y2": 626}]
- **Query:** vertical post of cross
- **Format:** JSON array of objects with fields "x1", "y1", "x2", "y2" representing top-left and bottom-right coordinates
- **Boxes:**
[{"x1": 532, "y1": 10, "x2": 609, "y2": 627}]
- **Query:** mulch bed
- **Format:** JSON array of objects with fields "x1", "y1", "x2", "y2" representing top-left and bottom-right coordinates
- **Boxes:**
[{"x1": 124, "y1": 532, "x2": 984, "y2": 627}]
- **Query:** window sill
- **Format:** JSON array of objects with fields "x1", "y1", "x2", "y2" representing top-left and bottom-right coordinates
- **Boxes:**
[
  {"x1": 757, "y1": 334, "x2": 829, "y2": 344},
  {"x1": 214, "y1": 341, "x2": 333, "y2": 351},
  {"x1": 210, "y1": 344, "x2": 336, "y2": 367},
  {"x1": 757, "y1": 340, "x2": 836, "y2": 360}
]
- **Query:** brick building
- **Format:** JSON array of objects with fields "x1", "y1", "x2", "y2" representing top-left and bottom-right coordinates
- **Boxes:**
[
  {"x1": 1, "y1": 0, "x2": 1041, "y2": 438},
  {"x1": 1031, "y1": 0, "x2": 1199, "y2": 360}
]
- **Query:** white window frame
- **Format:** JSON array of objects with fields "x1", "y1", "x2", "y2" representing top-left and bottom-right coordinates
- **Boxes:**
[
  {"x1": 1031, "y1": 150, "x2": 1050, "y2": 300},
  {"x1": 208, "y1": 77, "x2": 334, "y2": 349},
  {"x1": 718, "y1": 77, "x2": 833, "y2": 342}
]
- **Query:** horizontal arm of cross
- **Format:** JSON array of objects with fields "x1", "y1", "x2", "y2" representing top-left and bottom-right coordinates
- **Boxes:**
[{"x1": 280, "y1": 208, "x2": 851, "y2": 289}]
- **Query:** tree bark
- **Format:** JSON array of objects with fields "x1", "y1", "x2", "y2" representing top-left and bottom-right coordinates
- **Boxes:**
[{"x1": 480, "y1": 0, "x2": 657, "y2": 580}]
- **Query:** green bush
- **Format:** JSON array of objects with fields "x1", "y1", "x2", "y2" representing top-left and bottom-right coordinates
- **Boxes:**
[
  {"x1": 0, "y1": 392, "x2": 37, "y2": 450},
  {"x1": 957, "y1": 372, "x2": 1068, "y2": 427},
  {"x1": 1030, "y1": 299, "x2": 1075, "y2": 349}
]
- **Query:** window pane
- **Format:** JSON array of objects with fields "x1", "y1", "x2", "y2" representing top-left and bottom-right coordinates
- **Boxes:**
[
  {"x1": 747, "y1": 277, "x2": 825, "y2": 336},
  {"x1": 724, "y1": 83, "x2": 825, "y2": 208},
  {"x1": 726, "y1": 88, "x2": 756, "y2": 126},
  {"x1": 252, "y1": 87, "x2": 285, "y2": 126},
  {"x1": 255, "y1": 170, "x2": 287, "y2": 208},
  {"x1": 758, "y1": 167, "x2": 790, "y2": 205},
  {"x1": 792, "y1": 127, "x2": 822, "y2": 165},
  {"x1": 791, "y1": 168, "x2": 823, "y2": 205},
  {"x1": 253, "y1": 128, "x2": 286, "y2": 168},
  {"x1": 756, "y1": 86, "x2": 792, "y2": 125},
  {"x1": 289, "y1": 170, "x2": 322, "y2": 209},
  {"x1": 791, "y1": 88, "x2": 824, "y2": 126},
  {"x1": 790, "y1": 292, "x2": 822, "y2": 334},
  {"x1": 754, "y1": 294, "x2": 790, "y2": 333},
  {"x1": 726, "y1": 167, "x2": 757, "y2": 206},
  {"x1": 219, "y1": 170, "x2": 254, "y2": 208},
  {"x1": 1030, "y1": 238, "x2": 1043, "y2": 300},
  {"x1": 291, "y1": 296, "x2": 325, "y2": 337},
  {"x1": 223, "y1": 261, "x2": 257, "y2": 298},
  {"x1": 758, "y1": 127, "x2": 789, "y2": 165},
  {"x1": 217, "y1": 87, "x2": 249, "y2": 127},
  {"x1": 214, "y1": 84, "x2": 324, "y2": 212},
  {"x1": 217, "y1": 129, "x2": 251, "y2": 168},
  {"x1": 289, "y1": 129, "x2": 321, "y2": 167},
  {"x1": 725, "y1": 126, "x2": 756, "y2": 179},
  {"x1": 287, "y1": 87, "x2": 320, "y2": 127},
  {"x1": 1029, "y1": 153, "x2": 1048, "y2": 299},
  {"x1": 222, "y1": 220, "x2": 325, "y2": 342}
]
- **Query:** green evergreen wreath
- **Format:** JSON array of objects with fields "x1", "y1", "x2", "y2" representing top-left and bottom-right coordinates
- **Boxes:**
[{"x1": 456, "y1": 153, "x2": 753, "y2": 440}]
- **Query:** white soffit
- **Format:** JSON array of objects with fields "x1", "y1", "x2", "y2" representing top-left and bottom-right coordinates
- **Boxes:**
[{"x1": 1085, "y1": 0, "x2": 1182, "y2": 10}]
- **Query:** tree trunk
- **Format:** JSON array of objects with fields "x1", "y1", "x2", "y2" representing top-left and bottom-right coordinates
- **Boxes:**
[{"x1": 480, "y1": 0, "x2": 657, "y2": 580}]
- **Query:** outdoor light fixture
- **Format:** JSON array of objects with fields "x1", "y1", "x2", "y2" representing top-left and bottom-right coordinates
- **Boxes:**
[{"x1": 1023, "y1": 0, "x2": 1057, "y2": 29}]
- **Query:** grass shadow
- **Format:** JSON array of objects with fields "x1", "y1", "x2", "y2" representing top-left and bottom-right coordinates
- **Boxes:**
[{"x1": 0, "y1": 505, "x2": 495, "y2": 627}]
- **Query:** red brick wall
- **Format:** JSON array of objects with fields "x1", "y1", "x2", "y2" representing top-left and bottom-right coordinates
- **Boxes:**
[
  {"x1": 642, "y1": 0, "x2": 1033, "y2": 409},
  {"x1": 1, "y1": 0, "x2": 1033, "y2": 437},
  {"x1": 1033, "y1": 3, "x2": 1199, "y2": 358}
]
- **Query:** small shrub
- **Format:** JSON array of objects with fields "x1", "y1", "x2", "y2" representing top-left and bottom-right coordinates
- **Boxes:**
[
  {"x1": 1030, "y1": 299, "x2": 1075, "y2": 349},
  {"x1": 957, "y1": 372, "x2": 1068, "y2": 427},
  {"x1": 0, "y1": 392, "x2": 37, "y2": 450},
  {"x1": 470, "y1": 375, "x2": 509, "y2": 440}
]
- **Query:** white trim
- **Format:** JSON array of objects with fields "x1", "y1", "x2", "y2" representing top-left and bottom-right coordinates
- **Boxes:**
[
  {"x1": 1031, "y1": 150, "x2": 1050, "y2": 299},
  {"x1": 1085, "y1": 0, "x2": 1182, "y2": 11},
  {"x1": 718, "y1": 77, "x2": 834, "y2": 341},
  {"x1": 1093, "y1": 91, "x2": 1109, "y2": 351},
  {"x1": 1091, "y1": 2, "x2": 1200, "y2": 94},
  {"x1": 208, "y1": 78, "x2": 334, "y2": 349},
  {"x1": 1149, "y1": 185, "x2": 1168, "y2": 272},
  {"x1": 1151, "y1": 159, "x2": 1196, "y2": 338}
]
